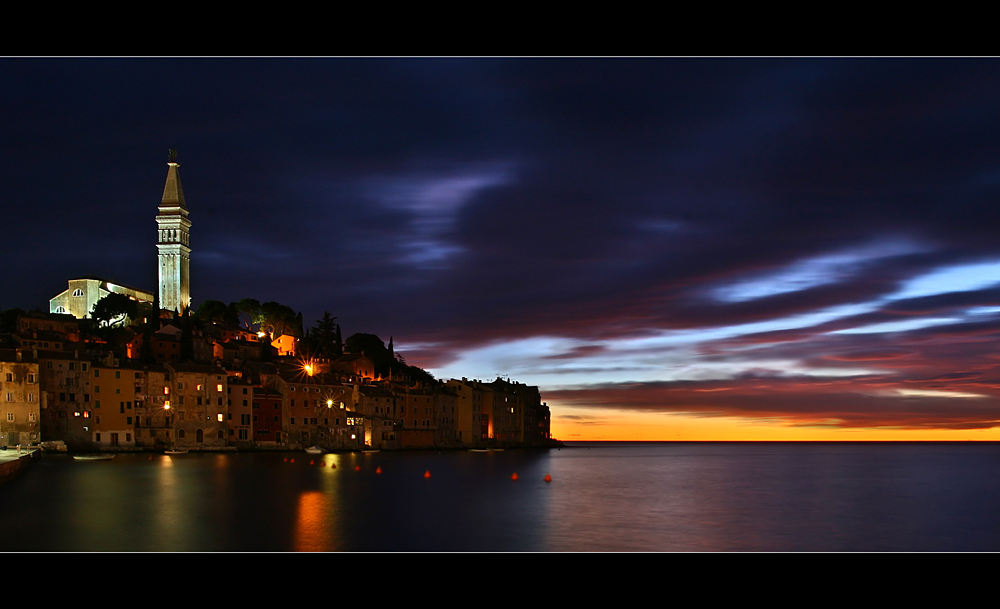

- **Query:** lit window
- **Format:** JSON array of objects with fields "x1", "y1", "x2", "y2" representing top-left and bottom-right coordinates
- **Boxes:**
[
  {"x1": 217, "y1": 414, "x2": 224, "y2": 422},
  {"x1": 164, "y1": 387, "x2": 169, "y2": 395},
  {"x1": 217, "y1": 384, "x2": 223, "y2": 392}
]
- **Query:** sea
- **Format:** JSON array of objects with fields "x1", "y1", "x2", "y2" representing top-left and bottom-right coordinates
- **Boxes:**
[{"x1": 1, "y1": 441, "x2": 999, "y2": 552}]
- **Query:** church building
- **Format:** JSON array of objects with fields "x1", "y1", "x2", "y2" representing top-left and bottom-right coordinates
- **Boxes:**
[{"x1": 50, "y1": 151, "x2": 191, "y2": 318}]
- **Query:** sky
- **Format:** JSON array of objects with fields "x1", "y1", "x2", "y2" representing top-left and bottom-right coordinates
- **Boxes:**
[{"x1": 4, "y1": 57, "x2": 1000, "y2": 440}]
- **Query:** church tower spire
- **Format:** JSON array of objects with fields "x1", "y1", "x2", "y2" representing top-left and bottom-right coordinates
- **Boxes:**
[{"x1": 156, "y1": 149, "x2": 191, "y2": 314}]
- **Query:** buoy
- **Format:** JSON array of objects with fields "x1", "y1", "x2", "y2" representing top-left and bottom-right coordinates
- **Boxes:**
[
  {"x1": 355, "y1": 465, "x2": 361, "y2": 471},
  {"x1": 544, "y1": 474, "x2": 552, "y2": 483},
  {"x1": 376, "y1": 466, "x2": 382, "y2": 474},
  {"x1": 283, "y1": 457, "x2": 287, "y2": 462},
  {"x1": 148, "y1": 455, "x2": 153, "y2": 460},
  {"x1": 309, "y1": 460, "x2": 315, "y2": 465},
  {"x1": 290, "y1": 458, "x2": 295, "y2": 463},
  {"x1": 331, "y1": 463, "x2": 336, "y2": 469},
  {"x1": 424, "y1": 470, "x2": 431, "y2": 478},
  {"x1": 511, "y1": 472, "x2": 519, "y2": 480}
]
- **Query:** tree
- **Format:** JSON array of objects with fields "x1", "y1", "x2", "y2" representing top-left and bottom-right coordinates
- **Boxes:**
[
  {"x1": 194, "y1": 299, "x2": 233, "y2": 324},
  {"x1": 308, "y1": 312, "x2": 339, "y2": 358},
  {"x1": 92, "y1": 293, "x2": 138, "y2": 327},
  {"x1": 234, "y1": 298, "x2": 261, "y2": 331},
  {"x1": 259, "y1": 301, "x2": 299, "y2": 339}
]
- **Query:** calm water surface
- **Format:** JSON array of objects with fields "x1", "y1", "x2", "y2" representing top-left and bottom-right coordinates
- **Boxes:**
[{"x1": 1, "y1": 442, "x2": 999, "y2": 551}]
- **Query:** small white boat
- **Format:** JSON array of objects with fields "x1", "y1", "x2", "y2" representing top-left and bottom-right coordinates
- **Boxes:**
[
  {"x1": 73, "y1": 454, "x2": 115, "y2": 461},
  {"x1": 304, "y1": 446, "x2": 325, "y2": 454},
  {"x1": 164, "y1": 449, "x2": 189, "y2": 455}
]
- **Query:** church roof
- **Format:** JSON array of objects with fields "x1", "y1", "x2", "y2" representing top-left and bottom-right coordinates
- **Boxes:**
[{"x1": 159, "y1": 152, "x2": 186, "y2": 211}]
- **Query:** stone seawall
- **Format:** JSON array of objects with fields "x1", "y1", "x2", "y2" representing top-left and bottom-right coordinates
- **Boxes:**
[{"x1": 0, "y1": 450, "x2": 39, "y2": 484}]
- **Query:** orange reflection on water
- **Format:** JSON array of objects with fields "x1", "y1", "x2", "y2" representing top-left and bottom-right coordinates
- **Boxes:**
[{"x1": 294, "y1": 491, "x2": 333, "y2": 552}]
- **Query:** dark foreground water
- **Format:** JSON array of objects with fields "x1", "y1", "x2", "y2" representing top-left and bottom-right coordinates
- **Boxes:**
[{"x1": 2, "y1": 442, "x2": 1000, "y2": 551}]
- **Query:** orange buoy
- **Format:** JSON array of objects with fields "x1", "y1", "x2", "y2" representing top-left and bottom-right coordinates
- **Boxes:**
[
  {"x1": 355, "y1": 465, "x2": 361, "y2": 471},
  {"x1": 309, "y1": 460, "x2": 315, "y2": 465},
  {"x1": 376, "y1": 467, "x2": 382, "y2": 474},
  {"x1": 424, "y1": 470, "x2": 431, "y2": 478},
  {"x1": 511, "y1": 472, "x2": 519, "y2": 480},
  {"x1": 290, "y1": 458, "x2": 295, "y2": 463},
  {"x1": 544, "y1": 474, "x2": 552, "y2": 483}
]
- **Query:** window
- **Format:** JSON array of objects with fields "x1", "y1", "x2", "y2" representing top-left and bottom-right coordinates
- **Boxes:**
[
  {"x1": 238, "y1": 429, "x2": 248, "y2": 440},
  {"x1": 27, "y1": 374, "x2": 35, "y2": 383},
  {"x1": 218, "y1": 398, "x2": 223, "y2": 406},
  {"x1": 28, "y1": 413, "x2": 36, "y2": 422},
  {"x1": 4, "y1": 373, "x2": 10, "y2": 382},
  {"x1": 217, "y1": 384, "x2": 223, "y2": 392},
  {"x1": 120, "y1": 403, "x2": 125, "y2": 413},
  {"x1": 126, "y1": 417, "x2": 132, "y2": 424},
  {"x1": 95, "y1": 432, "x2": 101, "y2": 442},
  {"x1": 126, "y1": 433, "x2": 131, "y2": 442},
  {"x1": 291, "y1": 417, "x2": 296, "y2": 424},
  {"x1": 217, "y1": 414, "x2": 224, "y2": 422},
  {"x1": 178, "y1": 430, "x2": 185, "y2": 438},
  {"x1": 55, "y1": 306, "x2": 66, "y2": 313},
  {"x1": 94, "y1": 386, "x2": 100, "y2": 394},
  {"x1": 242, "y1": 388, "x2": 248, "y2": 395},
  {"x1": 95, "y1": 400, "x2": 100, "y2": 408},
  {"x1": 6, "y1": 413, "x2": 13, "y2": 421},
  {"x1": 197, "y1": 384, "x2": 202, "y2": 391},
  {"x1": 177, "y1": 382, "x2": 184, "y2": 389},
  {"x1": 73, "y1": 289, "x2": 83, "y2": 297},
  {"x1": 94, "y1": 369, "x2": 99, "y2": 377},
  {"x1": 5, "y1": 393, "x2": 12, "y2": 402},
  {"x1": 115, "y1": 370, "x2": 120, "y2": 379},
  {"x1": 179, "y1": 396, "x2": 185, "y2": 406},
  {"x1": 82, "y1": 364, "x2": 88, "y2": 372}
]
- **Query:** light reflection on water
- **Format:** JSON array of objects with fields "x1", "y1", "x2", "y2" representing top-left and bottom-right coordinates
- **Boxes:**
[{"x1": 2, "y1": 443, "x2": 1000, "y2": 551}]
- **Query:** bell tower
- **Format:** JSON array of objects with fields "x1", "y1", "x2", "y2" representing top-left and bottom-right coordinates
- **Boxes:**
[{"x1": 156, "y1": 149, "x2": 191, "y2": 313}]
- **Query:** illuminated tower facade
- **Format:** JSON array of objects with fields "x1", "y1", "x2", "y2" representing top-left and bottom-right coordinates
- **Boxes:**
[{"x1": 156, "y1": 149, "x2": 191, "y2": 313}]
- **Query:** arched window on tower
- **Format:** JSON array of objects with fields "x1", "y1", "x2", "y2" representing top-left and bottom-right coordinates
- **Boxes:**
[{"x1": 72, "y1": 289, "x2": 83, "y2": 297}]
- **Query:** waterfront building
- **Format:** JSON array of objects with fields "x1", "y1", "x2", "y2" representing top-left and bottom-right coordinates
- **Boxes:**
[
  {"x1": 91, "y1": 363, "x2": 140, "y2": 448},
  {"x1": 36, "y1": 351, "x2": 93, "y2": 447},
  {"x1": 0, "y1": 350, "x2": 41, "y2": 447},
  {"x1": 351, "y1": 384, "x2": 399, "y2": 449},
  {"x1": 227, "y1": 375, "x2": 253, "y2": 448},
  {"x1": 164, "y1": 363, "x2": 229, "y2": 449},
  {"x1": 445, "y1": 378, "x2": 486, "y2": 446},
  {"x1": 268, "y1": 371, "x2": 361, "y2": 450},
  {"x1": 156, "y1": 150, "x2": 192, "y2": 314},
  {"x1": 251, "y1": 386, "x2": 284, "y2": 445}
]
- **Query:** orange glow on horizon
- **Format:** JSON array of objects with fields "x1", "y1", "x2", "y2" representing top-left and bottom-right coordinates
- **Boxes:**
[{"x1": 550, "y1": 405, "x2": 1000, "y2": 442}]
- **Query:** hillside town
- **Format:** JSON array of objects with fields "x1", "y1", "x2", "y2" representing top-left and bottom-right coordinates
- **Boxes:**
[{"x1": 0, "y1": 153, "x2": 553, "y2": 453}]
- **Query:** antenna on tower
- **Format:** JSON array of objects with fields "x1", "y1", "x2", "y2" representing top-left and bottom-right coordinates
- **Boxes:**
[{"x1": 168, "y1": 149, "x2": 177, "y2": 164}]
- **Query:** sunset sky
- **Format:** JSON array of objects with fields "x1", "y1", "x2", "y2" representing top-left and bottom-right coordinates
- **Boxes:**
[{"x1": 4, "y1": 58, "x2": 1000, "y2": 440}]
